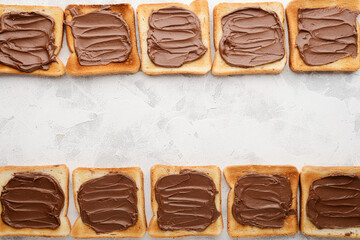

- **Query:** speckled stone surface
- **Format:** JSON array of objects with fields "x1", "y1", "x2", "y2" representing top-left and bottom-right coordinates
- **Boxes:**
[{"x1": 0, "y1": 0, "x2": 359, "y2": 239}]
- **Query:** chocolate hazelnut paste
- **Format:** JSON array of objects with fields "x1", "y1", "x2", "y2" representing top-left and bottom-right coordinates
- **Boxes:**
[
  {"x1": 232, "y1": 173, "x2": 295, "y2": 228},
  {"x1": 307, "y1": 174, "x2": 360, "y2": 229},
  {"x1": 0, "y1": 12, "x2": 56, "y2": 72},
  {"x1": 155, "y1": 169, "x2": 220, "y2": 231},
  {"x1": 0, "y1": 172, "x2": 64, "y2": 229},
  {"x1": 77, "y1": 173, "x2": 138, "y2": 234},
  {"x1": 65, "y1": 6, "x2": 132, "y2": 66},
  {"x1": 296, "y1": 8, "x2": 360, "y2": 66},
  {"x1": 147, "y1": 6, "x2": 207, "y2": 67},
  {"x1": 220, "y1": 7, "x2": 285, "y2": 67}
]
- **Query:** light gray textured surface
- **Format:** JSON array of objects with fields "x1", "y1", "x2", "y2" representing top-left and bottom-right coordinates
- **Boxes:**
[{"x1": 0, "y1": 0, "x2": 359, "y2": 239}]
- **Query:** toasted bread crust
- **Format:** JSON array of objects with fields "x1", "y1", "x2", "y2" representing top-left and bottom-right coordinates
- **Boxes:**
[
  {"x1": 0, "y1": 5, "x2": 65, "y2": 76},
  {"x1": 137, "y1": 0, "x2": 211, "y2": 75},
  {"x1": 300, "y1": 166, "x2": 360, "y2": 238},
  {"x1": 0, "y1": 165, "x2": 70, "y2": 237},
  {"x1": 148, "y1": 165, "x2": 223, "y2": 237},
  {"x1": 65, "y1": 4, "x2": 140, "y2": 76},
  {"x1": 223, "y1": 165, "x2": 299, "y2": 238},
  {"x1": 212, "y1": 2, "x2": 287, "y2": 75},
  {"x1": 71, "y1": 167, "x2": 146, "y2": 238},
  {"x1": 286, "y1": 0, "x2": 360, "y2": 72}
]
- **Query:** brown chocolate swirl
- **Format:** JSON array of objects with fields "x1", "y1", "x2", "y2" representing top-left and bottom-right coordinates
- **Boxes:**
[
  {"x1": 65, "y1": 6, "x2": 132, "y2": 66},
  {"x1": 147, "y1": 6, "x2": 207, "y2": 67},
  {"x1": 0, "y1": 172, "x2": 64, "y2": 229},
  {"x1": 296, "y1": 8, "x2": 360, "y2": 66},
  {"x1": 232, "y1": 173, "x2": 295, "y2": 228},
  {"x1": 220, "y1": 7, "x2": 285, "y2": 67},
  {"x1": 77, "y1": 173, "x2": 138, "y2": 234},
  {"x1": 307, "y1": 174, "x2": 360, "y2": 229},
  {"x1": 0, "y1": 11, "x2": 56, "y2": 72},
  {"x1": 155, "y1": 169, "x2": 220, "y2": 231}
]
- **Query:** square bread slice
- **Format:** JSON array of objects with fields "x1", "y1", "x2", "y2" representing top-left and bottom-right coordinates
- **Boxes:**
[
  {"x1": 223, "y1": 165, "x2": 299, "y2": 238},
  {"x1": 137, "y1": 0, "x2": 211, "y2": 75},
  {"x1": 149, "y1": 165, "x2": 223, "y2": 237},
  {"x1": 0, "y1": 164, "x2": 70, "y2": 237},
  {"x1": 212, "y1": 2, "x2": 287, "y2": 75},
  {"x1": 286, "y1": 0, "x2": 360, "y2": 72},
  {"x1": 65, "y1": 4, "x2": 140, "y2": 76},
  {"x1": 300, "y1": 166, "x2": 360, "y2": 238},
  {"x1": 71, "y1": 167, "x2": 146, "y2": 238},
  {"x1": 0, "y1": 5, "x2": 65, "y2": 76}
]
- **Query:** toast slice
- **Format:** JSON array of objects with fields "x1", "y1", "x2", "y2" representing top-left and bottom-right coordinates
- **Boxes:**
[
  {"x1": 137, "y1": 0, "x2": 211, "y2": 75},
  {"x1": 286, "y1": 0, "x2": 360, "y2": 72},
  {"x1": 149, "y1": 165, "x2": 223, "y2": 237},
  {"x1": 0, "y1": 5, "x2": 64, "y2": 76},
  {"x1": 65, "y1": 4, "x2": 140, "y2": 76},
  {"x1": 0, "y1": 165, "x2": 70, "y2": 237},
  {"x1": 71, "y1": 167, "x2": 146, "y2": 238},
  {"x1": 223, "y1": 165, "x2": 299, "y2": 238},
  {"x1": 300, "y1": 166, "x2": 360, "y2": 238},
  {"x1": 212, "y1": 2, "x2": 287, "y2": 75}
]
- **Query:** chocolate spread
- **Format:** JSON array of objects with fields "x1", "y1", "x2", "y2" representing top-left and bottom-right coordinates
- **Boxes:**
[
  {"x1": 220, "y1": 7, "x2": 285, "y2": 67},
  {"x1": 1, "y1": 172, "x2": 64, "y2": 229},
  {"x1": 232, "y1": 173, "x2": 295, "y2": 228},
  {"x1": 77, "y1": 173, "x2": 138, "y2": 234},
  {"x1": 296, "y1": 8, "x2": 360, "y2": 66},
  {"x1": 147, "y1": 6, "x2": 207, "y2": 67},
  {"x1": 155, "y1": 169, "x2": 220, "y2": 231},
  {"x1": 0, "y1": 11, "x2": 56, "y2": 72},
  {"x1": 65, "y1": 6, "x2": 132, "y2": 66},
  {"x1": 307, "y1": 174, "x2": 360, "y2": 229}
]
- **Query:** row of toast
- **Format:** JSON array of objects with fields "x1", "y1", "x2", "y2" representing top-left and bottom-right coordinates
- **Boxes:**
[
  {"x1": 0, "y1": 0, "x2": 360, "y2": 77},
  {"x1": 0, "y1": 164, "x2": 359, "y2": 239}
]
